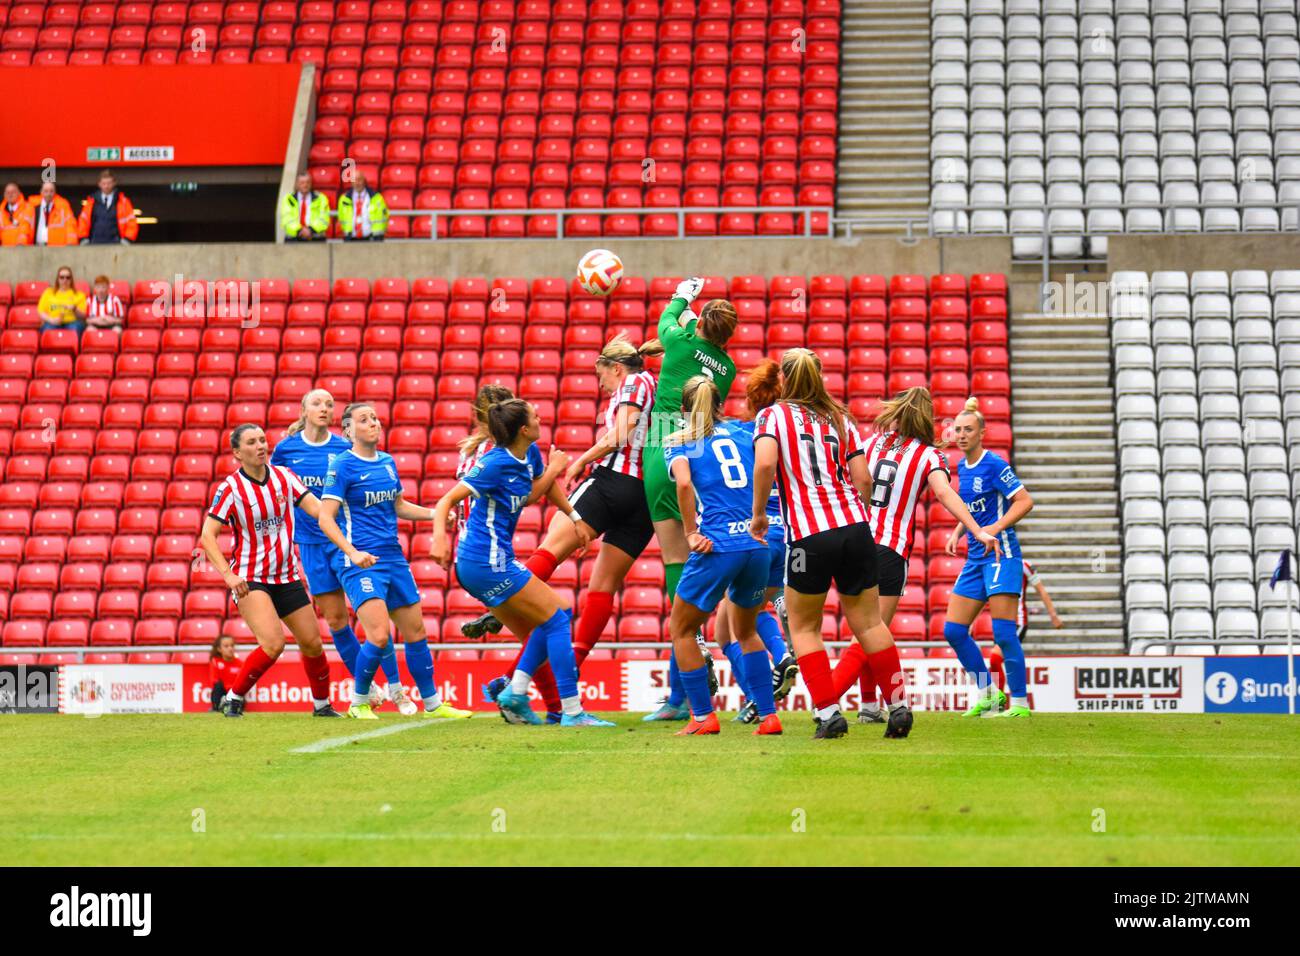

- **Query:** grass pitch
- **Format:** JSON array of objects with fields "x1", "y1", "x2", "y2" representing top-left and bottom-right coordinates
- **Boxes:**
[{"x1": 3, "y1": 712, "x2": 1298, "y2": 867}]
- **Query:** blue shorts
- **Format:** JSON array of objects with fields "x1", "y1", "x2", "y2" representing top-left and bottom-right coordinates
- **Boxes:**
[
  {"x1": 766, "y1": 527, "x2": 786, "y2": 590},
  {"x1": 298, "y1": 541, "x2": 343, "y2": 595},
  {"x1": 676, "y1": 548, "x2": 769, "y2": 613},
  {"x1": 339, "y1": 553, "x2": 422, "y2": 611},
  {"x1": 456, "y1": 555, "x2": 533, "y2": 608},
  {"x1": 953, "y1": 557, "x2": 1024, "y2": 603}
]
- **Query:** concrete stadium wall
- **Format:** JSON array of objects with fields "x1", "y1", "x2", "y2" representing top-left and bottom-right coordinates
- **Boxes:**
[
  {"x1": 1107, "y1": 233, "x2": 1300, "y2": 276},
  {"x1": 0, "y1": 235, "x2": 1012, "y2": 285}
]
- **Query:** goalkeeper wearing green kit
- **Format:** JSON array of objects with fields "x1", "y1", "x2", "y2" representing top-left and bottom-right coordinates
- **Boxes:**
[{"x1": 640, "y1": 276, "x2": 742, "y2": 721}]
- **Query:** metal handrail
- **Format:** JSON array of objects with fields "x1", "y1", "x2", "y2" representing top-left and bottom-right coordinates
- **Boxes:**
[
  {"x1": 927, "y1": 196, "x2": 1300, "y2": 297},
  {"x1": 328, "y1": 204, "x2": 835, "y2": 240}
]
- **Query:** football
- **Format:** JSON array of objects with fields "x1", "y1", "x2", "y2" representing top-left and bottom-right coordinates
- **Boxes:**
[{"x1": 576, "y1": 248, "x2": 624, "y2": 296}]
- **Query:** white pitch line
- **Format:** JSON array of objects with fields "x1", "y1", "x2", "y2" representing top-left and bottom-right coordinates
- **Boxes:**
[
  {"x1": 315, "y1": 747, "x2": 1300, "y2": 760},
  {"x1": 289, "y1": 715, "x2": 490, "y2": 754}
]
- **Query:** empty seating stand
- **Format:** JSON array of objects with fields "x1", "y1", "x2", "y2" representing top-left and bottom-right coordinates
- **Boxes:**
[
  {"x1": 0, "y1": 272, "x2": 1010, "y2": 656},
  {"x1": 930, "y1": 0, "x2": 1300, "y2": 257},
  {"x1": 1113, "y1": 268, "x2": 1300, "y2": 649},
  {"x1": 0, "y1": 0, "x2": 843, "y2": 237}
]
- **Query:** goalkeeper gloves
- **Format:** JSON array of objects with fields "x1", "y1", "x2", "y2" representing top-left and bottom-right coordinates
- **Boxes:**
[{"x1": 674, "y1": 277, "x2": 705, "y2": 304}]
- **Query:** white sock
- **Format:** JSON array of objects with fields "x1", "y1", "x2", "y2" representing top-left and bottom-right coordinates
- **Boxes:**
[
  {"x1": 815, "y1": 704, "x2": 840, "y2": 722},
  {"x1": 226, "y1": 691, "x2": 242, "y2": 703},
  {"x1": 510, "y1": 670, "x2": 532, "y2": 695},
  {"x1": 351, "y1": 689, "x2": 369, "y2": 706},
  {"x1": 312, "y1": 697, "x2": 329, "y2": 709},
  {"x1": 861, "y1": 701, "x2": 881, "y2": 715},
  {"x1": 1012, "y1": 696, "x2": 1029, "y2": 709},
  {"x1": 561, "y1": 695, "x2": 582, "y2": 716},
  {"x1": 424, "y1": 692, "x2": 443, "y2": 712},
  {"x1": 888, "y1": 700, "x2": 907, "y2": 713}
]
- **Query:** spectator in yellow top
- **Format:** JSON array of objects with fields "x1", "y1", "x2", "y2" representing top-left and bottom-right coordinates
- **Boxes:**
[
  {"x1": 38, "y1": 266, "x2": 88, "y2": 338},
  {"x1": 337, "y1": 172, "x2": 389, "y2": 241}
]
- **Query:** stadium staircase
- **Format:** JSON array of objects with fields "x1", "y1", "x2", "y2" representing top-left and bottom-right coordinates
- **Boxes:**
[
  {"x1": 833, "y1": 0, "x2": 931, "y2": 235},
  {"x1": 1006, "y1": 265, "x2": 1126, "y2": 651}
]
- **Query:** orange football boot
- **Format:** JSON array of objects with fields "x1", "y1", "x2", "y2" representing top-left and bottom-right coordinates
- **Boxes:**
[
  {"x1": 753, "y1": 713, "x2": 783, "y2": 735},
  {"x1": 675, "y1": 712, "x2": 721, "y2": 735}
]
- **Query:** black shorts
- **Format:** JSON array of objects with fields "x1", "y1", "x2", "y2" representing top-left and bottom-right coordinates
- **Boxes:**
[
  {"x1": 237, "y1": 580, "x2": 312, "y2": 618},
  {"x1": 569, "y1": 466, "x2": 655, "y2": 558},
  {"x1": 785, "y1": 523, "x2": 878, "y2": 596},
  {"x1": 876, "y1": 543, "x2": 908, "y2": 597}
]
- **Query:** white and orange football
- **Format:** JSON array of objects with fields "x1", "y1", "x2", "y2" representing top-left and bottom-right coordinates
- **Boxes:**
[{"x1": 576, "y1": 248, "x2": 624, "y2": 296}]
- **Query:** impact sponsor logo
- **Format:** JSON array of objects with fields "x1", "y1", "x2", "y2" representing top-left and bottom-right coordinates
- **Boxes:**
[
  {"x1": 1074, "y1": 665, "x2": 1185, "y2": 710},
  {"x1": 363, "y1": 488, "x2": 399, "y2": 508},
  {"x1": 50, "y1": 886, "x2": 151, "y2": 937}
]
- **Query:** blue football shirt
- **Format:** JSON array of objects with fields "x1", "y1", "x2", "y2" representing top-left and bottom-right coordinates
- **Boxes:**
[
  {"x1": 958, "y1": 449, "x2": 1024, "y2": 562},
  {"x1": 458, "y1": 443, "x2": 545, "y2": 571},
  {"x1": 321, "y1": 449, "x2": 405, "y2": 556},
  {"x1": 270, "y1": 431, "x2": 352, "y2": 544},
  {"x1": 664, "y1": 420, "x2": 766, "y2": 553}
]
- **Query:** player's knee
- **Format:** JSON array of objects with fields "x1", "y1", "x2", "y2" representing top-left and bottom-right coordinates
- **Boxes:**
[
  {"x1": 943, "y1": 620, "x2": 970, "y2": 645},
  {"x1": 322, "y1": 608, "x2": 349, "y2": 631}
]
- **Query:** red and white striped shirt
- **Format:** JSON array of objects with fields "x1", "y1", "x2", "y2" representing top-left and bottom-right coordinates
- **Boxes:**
[
  {"x1": 208, "y1": 465, "x2": 309, "y2": 584},
  {"x1": 86, "y1": 293, "x2": 125, "y2": 326},
  {"x1": 596, "y1": 370, "x2": 655, "y2": 478},
  {"x1": 455, "y1": 438, "x2": 493, "y2": 531},
  {"x1": 754, "y1": 402, "x2": 869, "y2": 542},
  {"x1": 864, "y1": 431, "x2": 948, "y2": 560}
]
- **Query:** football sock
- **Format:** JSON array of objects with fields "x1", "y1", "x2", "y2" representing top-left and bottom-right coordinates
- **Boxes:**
[
  {"x1": 831, "y1": 642, "x2": 868, "y2": 699},
  {"x1": 859, "y1": 660, "x2": 879, "y2": 707},
  {"x1": 379, "y1": 636, "x2": 401, "y2": 686},
  {"x1": 525, "y1": 548, "x2": 559, "y2": 582},
  {"x1": 992, "y1": 617, "x2": 1027, "y2": 698},
  {"x1": 507, "y1": 646, "x2": 562, "y2": 713},
  {"x1": 573, "y1": 590, "x2": 614, "y2": 669},
  {"x1": 664, "y1": 563, "x2": 687, "y2": 706},
  {"x1": 990, "y1": 647, "x2": 1006, "y2": 692},
  {"x1": 679, "y1": 664, "x2": 714, "y2": 719},
  {"x1": 867, "y1": 645, "x2": 907, "y2": 710},
  {"x1": 1012, "y1": 696, "x2": 1029, "y2": 709},
  {"x1": 722, "y1": 641, "x2": 751, "y2": 699},
  {"x1": 512, "y1": 618, "x2": 551, "y2": 695},
  {"x1": 755, "y1": 611, "x2": 787, "y2": 662},
  {"x1": 231, "y1": 646, "x2": 275, "y2": 696},
  {"x1": 352, "y1": 641, "x2": 385, "y2": 704},
  {"x1": 331, "y1": 625, "x2": 360, "y2": 675},
  {"x1": 666, "y1": 650, "x2": 686, "y2": 708},
  {"x1": 797, "y1": 649, "x2": 836, "y2": 711},
  {"x1": 561, "y1": 695, "x2": 582, "y2": 717},
  {"x1": 403, "y1": 638, "x2": 440, "y2": 707},
  {"x1": 944, "y1": 621, "x2": 991, "y2": 692},
  {"x1": 301, "y1": 650, "x2": 332, "y2": 706},
  {"x1": 538, "y1": 608, "x2": 579, "y2": 700},
  {"x1": 742, "y1": 650, "x2": 777, "y2": 718}
]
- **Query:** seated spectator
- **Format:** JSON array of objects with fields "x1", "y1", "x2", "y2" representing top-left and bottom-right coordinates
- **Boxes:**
[
  {"x1": 1, "y1": 182, "x2": 33, "y2": 246},
  {"x1": 209, "y1": 635, "x2": 242, "y2": 711},
  {"x1": 337, "y1": 172, "x2": 389, "y2": 241},
  {"x1": 77, "y1": 169, "x2": 139, "y2": 244},
  {"x1": 86, "y1": 274, "x2": 126, "y2": 333},
  {"x1": 37, "y1": 266, "x2": 87, "y2": 337},
  {"x1": 28, "y1": 181, "x2": 79, "y2": 246},
  {"x1": 280, "y1": 172, "x2": 330, "y2": 241}
]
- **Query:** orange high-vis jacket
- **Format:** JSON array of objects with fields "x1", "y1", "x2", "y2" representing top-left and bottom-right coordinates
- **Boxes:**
[
  {"x1": 78, "y1": 190, "x2": 139, "y2": 242},
  {"x1": 1, "y1": 200, "x2": 33, "y2": 246},
  {"x1": 26, "y1": 193, "x2": 79, "y2": 246}
]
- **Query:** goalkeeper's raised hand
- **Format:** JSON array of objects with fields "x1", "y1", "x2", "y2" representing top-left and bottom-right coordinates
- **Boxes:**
[{"x1": 674, "y1": 276, "x2": 704, "y2": 304}]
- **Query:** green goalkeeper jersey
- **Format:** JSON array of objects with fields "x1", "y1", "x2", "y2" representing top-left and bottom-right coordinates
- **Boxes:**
[{"x1": 647, "y1": 297, "x2": 738, "y2": 445}]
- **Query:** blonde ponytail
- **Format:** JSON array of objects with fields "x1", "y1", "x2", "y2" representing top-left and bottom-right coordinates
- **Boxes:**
[
  {"x1": 874, "y1": 386, "x2": 938, "y2": 449},
  {"x1": 666, "y1": 375, "x2": 723, "y2": 445}
]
